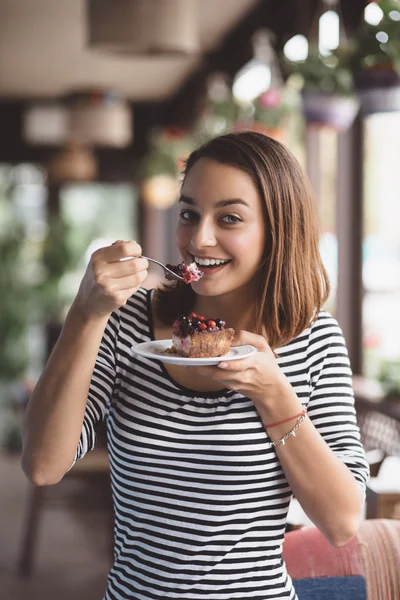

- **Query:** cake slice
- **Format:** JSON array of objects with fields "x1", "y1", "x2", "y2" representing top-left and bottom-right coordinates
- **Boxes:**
[
  {"x1": 165, "y1": 262, "x2": 204, "y2": 283},
  {"x1": 171, "y1": 312, "x2": 235, "y2": 358}
]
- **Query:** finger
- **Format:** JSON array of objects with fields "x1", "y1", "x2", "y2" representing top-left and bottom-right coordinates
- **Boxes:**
[
  {"x1": 111, "y1": 240, "x2": 143, "y2": 262},
  {"x1": 232, "y1": 330, "x2": 269, "y2": 352},
  {"x1": 96, "y1": 240, "x2": 142, "y2": 264},
  {"x1": 106, "y1": 269, "x2": 148, "y2": 292},
  {"x1": 190, "y1": 366, "x2": 245, "y2": 392},
  {"x1": 102, "y1": 256, "x2": 149, "y2": 278},
  {"x1": 217, "y1": 358, "x2": 253, "y2": 371}
]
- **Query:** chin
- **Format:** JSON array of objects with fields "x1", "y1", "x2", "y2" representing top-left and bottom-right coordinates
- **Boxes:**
[
  {"x1": 191, "y1": 280, "x2": 238, "y2": 297},
  {"x1": 191, "y1": 280, "x2": 221, "y2": 296}
]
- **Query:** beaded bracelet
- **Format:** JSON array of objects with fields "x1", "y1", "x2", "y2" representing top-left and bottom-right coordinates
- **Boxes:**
[{"x1": 266, "y1": 413, "x2": 307, "y2": 448}]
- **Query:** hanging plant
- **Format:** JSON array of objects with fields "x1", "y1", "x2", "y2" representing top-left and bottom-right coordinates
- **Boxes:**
[
  {"x1": 285, "y1": 50, "x2": 360, "y2": 130},
  {"x1": 345, "y1": 0, "x2": 400, "y2": 77},
  {"x1": 232, "y1": 88, "x2": 291, "y2": 141},
  {"x1": 338, "y1": 0, "x2": 400, "y2": 114}
]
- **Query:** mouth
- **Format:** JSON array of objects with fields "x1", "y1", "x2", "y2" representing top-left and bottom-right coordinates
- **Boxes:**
[{"x1": 190, "y1": 255, "x2": 232, "y2": 275}]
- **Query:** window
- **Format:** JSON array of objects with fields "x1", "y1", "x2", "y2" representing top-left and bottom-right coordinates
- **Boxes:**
[
  {"x1": 59, "y1": 182, "x2": 139, "y2": 310},
  {"x1": 363, "y1": 112, "x2": 400, "y2": 378}
]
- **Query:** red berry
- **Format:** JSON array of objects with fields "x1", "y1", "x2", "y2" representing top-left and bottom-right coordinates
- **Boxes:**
[
  {"x1": 208, "y1": 320, "x2": 216, "y2": 329},
  {"x1": 197, "y1": 315, "x2": 205, "y2": 320},
  {"x1": 199, "y1": 323, "x2": 207, "y2": 330},
  {"x1": 190, "y1": 312, "x2": 197, "y2": 318}
]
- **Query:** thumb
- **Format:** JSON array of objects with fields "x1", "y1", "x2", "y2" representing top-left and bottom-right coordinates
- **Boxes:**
[{"x1": 232, "y1": 330, "x2": 269, "y2": 352}]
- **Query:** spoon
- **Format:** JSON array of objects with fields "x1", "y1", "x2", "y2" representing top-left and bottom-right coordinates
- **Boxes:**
[
  {"x1": 141, "y1": 256, "x2": 185, "y2": 281},
  {"x1": 120, "y1": 255, "x2": 185, "y2": 281}
]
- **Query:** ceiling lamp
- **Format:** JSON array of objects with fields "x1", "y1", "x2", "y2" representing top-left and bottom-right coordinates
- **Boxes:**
[
  {"x1": 87, "y1": 0, "x2": 199, "y2": 56},
  {"x1": 47, "y1": 142, "x2": 97, "y2": 183},
  {"x1": 67, "y1": 90, "x2": 133, "y2": 147},
  {"x1": 23, "y1": 104, "x2": 68, "y2": 146},
  {"x1": 23, "y1": 90, "x2": 132, "y2": 148}
]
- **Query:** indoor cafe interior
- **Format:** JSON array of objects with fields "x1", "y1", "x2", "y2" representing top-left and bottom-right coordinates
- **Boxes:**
[{"x1": 0, "y1": 1, "x2": 399, "y2": 599}]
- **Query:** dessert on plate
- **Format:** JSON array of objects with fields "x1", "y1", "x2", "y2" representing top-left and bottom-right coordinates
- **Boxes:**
[
  {"x1": 170, "y1": 312, "x2": 235, "y2": 358},
  {"x1": 165, "y1": 262, "x2": 204, "y2": 283}
]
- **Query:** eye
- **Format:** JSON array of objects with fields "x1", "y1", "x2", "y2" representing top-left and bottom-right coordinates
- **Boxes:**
[
  {"x1": 221, "y1": 214, "x2": 242, "y2": 225},
  {"x1": 179, "y1": 209, "x2": 198, "y2": 222}
]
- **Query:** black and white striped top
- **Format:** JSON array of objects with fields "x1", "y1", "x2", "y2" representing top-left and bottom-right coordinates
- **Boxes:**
[{"x1": 75, "y1": 287, "x2": 369, "y2": 600}]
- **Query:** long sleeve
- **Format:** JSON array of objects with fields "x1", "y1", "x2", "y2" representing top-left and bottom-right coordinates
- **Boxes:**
[{"x1": 306, "y1": 313, "x2": 370, "y2": 499}]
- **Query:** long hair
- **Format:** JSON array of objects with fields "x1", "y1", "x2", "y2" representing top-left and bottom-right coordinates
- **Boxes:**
[{"x1": 154, "y1": 131, "x2": 330, "y2": 349}]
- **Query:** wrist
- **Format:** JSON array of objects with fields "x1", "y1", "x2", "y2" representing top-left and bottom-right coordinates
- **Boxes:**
[
  {"x1": 68, "y1": 300, "x2": 110, "y2": 329},
  {"x1": 253, "y1": 375, "x2": 304, "y2": 426}
]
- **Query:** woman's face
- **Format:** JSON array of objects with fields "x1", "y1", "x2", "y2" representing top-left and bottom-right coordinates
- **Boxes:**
[{"x1": 177, "y1": 158, "x2": 266, "y2": 297}]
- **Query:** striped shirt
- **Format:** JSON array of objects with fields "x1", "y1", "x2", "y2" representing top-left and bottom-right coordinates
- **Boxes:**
[{"x1": 74, "y1": 287, "x2": 369, "y2": 600}]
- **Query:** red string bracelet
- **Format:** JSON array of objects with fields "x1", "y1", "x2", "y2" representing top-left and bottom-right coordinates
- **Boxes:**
[{"x1": 265, "y1": 407, "x2": 307, "y2": 429}]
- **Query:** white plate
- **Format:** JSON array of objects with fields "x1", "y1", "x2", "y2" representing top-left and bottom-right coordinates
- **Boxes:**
[{"x1": 131, "y1": 339, "x2": 257, "y2": 366}]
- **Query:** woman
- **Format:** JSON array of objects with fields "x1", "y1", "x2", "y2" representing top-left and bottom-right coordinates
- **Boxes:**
[{"x1": 22, "y1": 132, "x2": 369, "y2": 600}]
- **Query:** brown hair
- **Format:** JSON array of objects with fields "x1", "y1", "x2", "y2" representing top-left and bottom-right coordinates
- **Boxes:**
[{"x1": 154, "y1": 131, "x2": 330, "y2": 349}]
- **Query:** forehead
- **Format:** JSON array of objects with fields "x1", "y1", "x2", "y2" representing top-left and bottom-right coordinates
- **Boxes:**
[{"x1": 182, "y1": 158, "x2": 260, "y2": 205}]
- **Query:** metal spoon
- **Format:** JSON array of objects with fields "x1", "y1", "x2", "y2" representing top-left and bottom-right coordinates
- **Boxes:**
[
  {"x1": 120, "y1": 255, "x2": 185, "y2": 281},
  {"x1": 141, "y1": 256, "x2": 185, "y2": 281}
]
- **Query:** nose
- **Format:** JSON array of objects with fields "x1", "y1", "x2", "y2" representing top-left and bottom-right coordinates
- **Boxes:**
[{"x1": 191, "y1": 219, "x2": 217, "y2": 250}]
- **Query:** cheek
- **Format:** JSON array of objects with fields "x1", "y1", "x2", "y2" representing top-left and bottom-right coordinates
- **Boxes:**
[{"x1": 234, "y1": 229, "x2": 265, "y2": 262}]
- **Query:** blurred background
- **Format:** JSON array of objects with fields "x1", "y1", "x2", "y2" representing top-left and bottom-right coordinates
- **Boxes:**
[{"x1": 0, "y1": 1, "x2": 399, "y2": 598}]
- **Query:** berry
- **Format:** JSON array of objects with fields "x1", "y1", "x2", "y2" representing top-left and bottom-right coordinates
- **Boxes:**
[
  {"x1": 208, "y1": 320, "x2": 216, "y2": 329},
  {"x1": 199, "y1": 323, "x2": 207, "y2": 330}
]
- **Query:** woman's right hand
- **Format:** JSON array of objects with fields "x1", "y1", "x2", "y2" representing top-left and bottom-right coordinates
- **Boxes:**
[{"x1": 73, "y1": 240, "x2": 149, "y2": 320}]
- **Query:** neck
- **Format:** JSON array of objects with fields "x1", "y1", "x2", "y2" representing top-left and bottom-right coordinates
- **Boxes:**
[{"x1": 194, "y1": 286, "x2": 257, "y2": 333}]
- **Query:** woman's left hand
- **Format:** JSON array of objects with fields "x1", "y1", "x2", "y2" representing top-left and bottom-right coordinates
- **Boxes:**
[{"x1": 192, "y1": 330, "x2": 288, "y2": 405}]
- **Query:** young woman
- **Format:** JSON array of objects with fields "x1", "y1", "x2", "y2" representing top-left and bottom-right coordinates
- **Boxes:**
[{"x1": 22, "y1": 131, "x2": 369, "y2": 600}]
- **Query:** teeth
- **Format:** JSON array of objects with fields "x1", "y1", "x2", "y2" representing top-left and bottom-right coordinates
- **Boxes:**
[{"x1": 194, "y1": 256, "x2": 229, "y2": 267}]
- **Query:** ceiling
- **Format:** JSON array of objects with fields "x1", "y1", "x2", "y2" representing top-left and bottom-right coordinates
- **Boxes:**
[{"x1": 0, "y1": 0, "x2": 259, "y2": 102}]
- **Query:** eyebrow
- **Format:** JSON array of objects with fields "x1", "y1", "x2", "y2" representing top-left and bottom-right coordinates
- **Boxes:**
[{"x1": 178, "y1": 194, "x2": 250, "y2": 209}]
